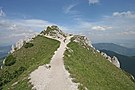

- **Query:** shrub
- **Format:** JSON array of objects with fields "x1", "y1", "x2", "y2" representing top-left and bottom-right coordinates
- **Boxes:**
[
  {"x1": 24, "y1": 42, "x2": 34, "y2": 48},
  {"x1": 18, "y1": 66, "x2": 27, "y2": 74},
  {"x1": 12, "y1": 66, "x2": 27, "y2": 78},
  {"x1": 0, "y1": 70, "x2": 12, "y2": 88},
  {"x1": 5, "y1": 54, "x2": 16, "y2": 66},
  {"x1": 0, "y1": 66, "x2": 27, "y2": 87}
]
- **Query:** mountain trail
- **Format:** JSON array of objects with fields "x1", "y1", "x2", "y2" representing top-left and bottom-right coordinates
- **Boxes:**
[{"x1": 29, "y1": 35, "x2": 78, "y2": 90}]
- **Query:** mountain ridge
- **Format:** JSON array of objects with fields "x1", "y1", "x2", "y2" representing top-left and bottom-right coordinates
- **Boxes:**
[{"x1": 0, "y1": 25, "x2": 135, "y2": 90}]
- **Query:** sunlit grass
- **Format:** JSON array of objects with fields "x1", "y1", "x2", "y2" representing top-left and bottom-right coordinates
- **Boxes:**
[
  {"x1": 64, "y1": 41, "x2": 135, "y2": 90},
  {"x1": 1, "y1": 35, "x2": 60, "y2": 90}
]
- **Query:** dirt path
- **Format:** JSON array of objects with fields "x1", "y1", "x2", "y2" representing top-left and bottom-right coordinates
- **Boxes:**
[{"x1": 29, "y1": 36, "x2": 78, "y2": 90}]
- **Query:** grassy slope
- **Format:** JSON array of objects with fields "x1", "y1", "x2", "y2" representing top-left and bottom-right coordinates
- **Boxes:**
[
  {"x1": 64, "y1": 41, "x2": 135, "y2": 90},
  {"x1": 1, "y1": 35, "x2": 60, "y2": 90},
  {"x1": 100, "y1": 50, "x2": 135, "y2": 77}
]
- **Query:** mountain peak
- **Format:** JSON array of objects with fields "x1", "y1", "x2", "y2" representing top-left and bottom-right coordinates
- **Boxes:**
[
  {"x1": 71, "y1": 35, "x2": 93, "y2": 48},
  {"x1": 41, "y1": 25, "x2": 67, "y2": 38}
]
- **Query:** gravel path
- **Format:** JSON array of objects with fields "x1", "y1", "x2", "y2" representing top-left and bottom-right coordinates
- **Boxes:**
[{"x1": 29, "y1": 36, "x2": 78, "y2": 90}]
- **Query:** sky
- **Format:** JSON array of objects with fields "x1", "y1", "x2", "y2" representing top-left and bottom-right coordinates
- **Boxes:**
[{"x1": 0, "y1": 0, "x2": 135, "y2": 48}]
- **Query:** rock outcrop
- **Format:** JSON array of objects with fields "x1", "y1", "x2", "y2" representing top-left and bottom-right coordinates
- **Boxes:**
[
  {"x1": 100, "y1": 51, "x2": 120, "y2": 68},
  {"x1": 111, "y1": 56, "x2": 120, "y2": 68},
  {"x1": 41, "y1": 25, "x2": 67, "y2": 39},
  {"x1": 71, "y1": 35, "x2": 93, "y2": 48},
  {"x1": 10, "y1": 34, "x2": 37, "y2": 53},
  {"x1": 70, "y1": 33, "x2": 120, "y2": 68}
]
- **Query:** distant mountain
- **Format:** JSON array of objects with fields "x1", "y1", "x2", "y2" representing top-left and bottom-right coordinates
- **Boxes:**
[
  {"x1": 93, "y1": 43, "x2": 135, "y2": 56},
  {"x1": 101, "y1": 49, "x2": 135, "y2": 77},
  {"x1": 0, "y1": 45, "x2": 11, "y2": 53}
]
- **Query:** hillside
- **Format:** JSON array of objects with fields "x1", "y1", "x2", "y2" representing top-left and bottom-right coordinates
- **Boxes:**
[
  {"x1": 0, "y1": 35, "x2": 60, "y2": 90},
  {"x1": 0, "y1": 26, "x2": 135, "y2": 90},
  {"x1": 64, "y1": 38, "x2": 135, "y2": 90},
  {"x1": 100, "y1": 50, "x2": 135, "y2": 77},
  {"x1": 93, "y1": 43, "x2": 135, "y2": 56}
]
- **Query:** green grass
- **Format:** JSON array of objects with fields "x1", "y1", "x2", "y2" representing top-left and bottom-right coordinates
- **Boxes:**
[
  {"x1": 0, "y1": 35, "x2": 60, "y2": 90},
  {"x1": 64, "y1": 41, "x2": 135, "y2": 90}
]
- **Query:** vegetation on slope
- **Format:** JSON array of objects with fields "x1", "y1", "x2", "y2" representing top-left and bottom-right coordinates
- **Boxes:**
[
  {"x1": 24, "y1": 42, "x2": 34, "y2": 48},
  {"x1": 0, "y1": 35, "x2": 60, "y2": 90},
  {"x1": 4, "y1": 54, "x2": 16, "y2": 66},
  {"x1": 64, "y1": 41, "x2": 135, "y2": 90},
  {"x1": 101, "y1": 49, "x2": 135, "y2": 78}
]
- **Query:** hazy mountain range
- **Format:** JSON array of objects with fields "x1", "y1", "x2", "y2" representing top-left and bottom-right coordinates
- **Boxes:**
[{"x1": 93, "y1": 43, "x2": 135, "y2": 56}]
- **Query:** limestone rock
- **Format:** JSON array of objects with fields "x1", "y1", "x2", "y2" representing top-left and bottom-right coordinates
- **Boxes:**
[
  {"x1": 72, "y1": 35, "x2": 93, "y2": 48},
  {"x1": 111, "y1": 56, "x2": 120, "y2": 68},
  {"x1": 100, "y1": 52, "x2": 120, "y2": 68},
  {"x1": 10, "y1": 34, "x2": 37, "y2": 53},
  {"x1": 41, "y1": 25, "x2": 67, "y2": 39}
]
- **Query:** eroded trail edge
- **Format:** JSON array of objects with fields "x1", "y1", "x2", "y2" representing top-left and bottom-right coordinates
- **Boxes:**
[{"x1": 29, "y1": 35, "x2": 78, "y2": 90}]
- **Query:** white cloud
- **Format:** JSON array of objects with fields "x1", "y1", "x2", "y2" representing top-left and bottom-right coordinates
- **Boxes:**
[
  {"x1": 64, "y1": 4, "x2": 76, "y2": 14},
  {"x1": 14, "y1": 19, "x2": 55, "y2": 30},
  {"x1": 88, "y1": 0, "x2": 99, "y2": 5},
  {"x1": 0, "y1": 18, "x2": 58, "y2": 45},
  {"x1": 113, "y1": 11, "x2": 135, "y2": 18},
  {"x1": 91, "y1": 26, "x2": 112, "y2": 31},
  {"x1": 117, "y1": 31, "x2": 135, "y2": 35},
  {"x1": 0, "y1": 8, "x2": 5, "y2": 17},
  {"x1": 66, "y1": 10, "x2": 135, "y2": 43},
  {"x1": 63, "y1": 3, "x2": 80, "y2": 16},
  {"x1": 0, "y1": 19, "x2": 56, "y2": 31},
  {"x1": 0, "y1": 16, "x2": 70, "y2": 45}
]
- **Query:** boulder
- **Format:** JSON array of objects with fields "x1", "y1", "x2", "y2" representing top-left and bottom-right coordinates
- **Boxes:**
[{"x1": 111, "y1": 56, "x2": 120, "y2": 68}]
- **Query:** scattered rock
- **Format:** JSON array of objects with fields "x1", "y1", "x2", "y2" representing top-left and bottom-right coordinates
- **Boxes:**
[{"x1": 100, "y1": 52, "x2": 120, "y2": 68}]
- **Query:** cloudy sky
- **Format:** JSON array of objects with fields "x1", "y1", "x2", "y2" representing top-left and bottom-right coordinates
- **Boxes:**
[{"x1": 0, "y1": 0, "x2": 135, "y2": 48}]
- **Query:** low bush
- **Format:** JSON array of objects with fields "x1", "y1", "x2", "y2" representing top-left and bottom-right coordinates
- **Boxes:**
[
  {"x1": 0, "y1": 66, "x2": 27, "y2": 89},
  {"x1": 5, "y1": 54, "x2": 16, "y2": 66},
  {"x1": 24, "y1": 42, "x2": 34, "y2": 48}
]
